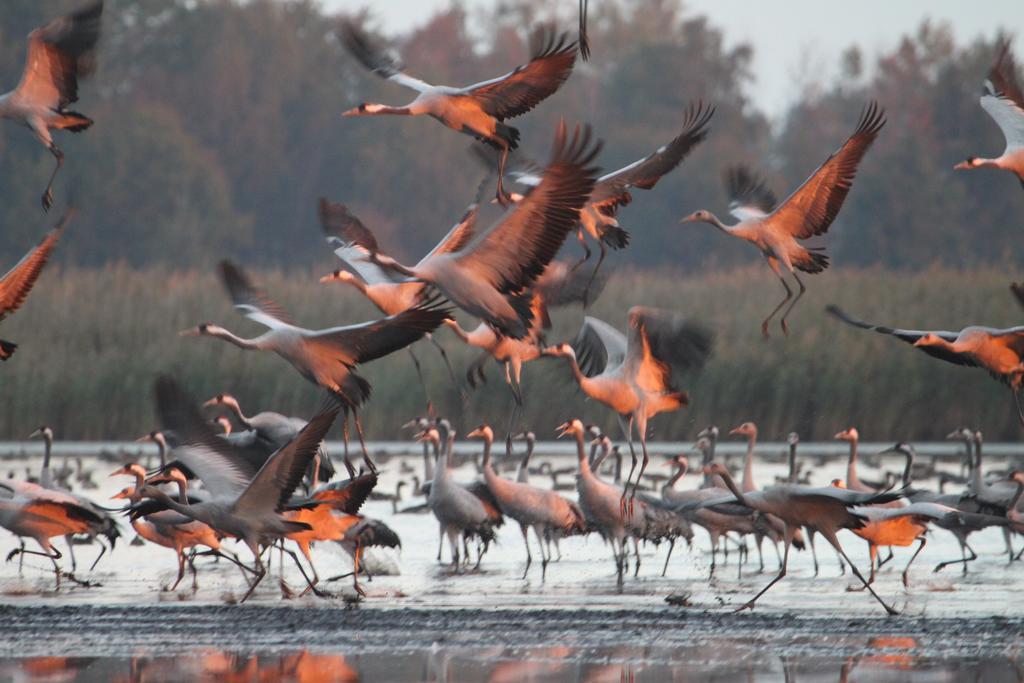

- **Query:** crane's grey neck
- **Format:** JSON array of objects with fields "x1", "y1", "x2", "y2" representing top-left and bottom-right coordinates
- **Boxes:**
[
  {"x1": 665, "y1": 460, "x2": 686, "y2": 492},
  {"x1": 845, "y1": 437, "x2": 860, "y2": 486},
  {"x1": 573, "y1": 431, "x2": 592, "y2": 476},
  {"x1": 225, "y1": 399, "x2": 254, "y2": 430},
  {"x1": 716, "y1": 468, "x2": 748, "y2": 506},
  {"x1": 787, "y1": 442, "x2": 798, "y2": 484},
  {"x1": 39, "y1": 432, "x2": 54, "y2": 488},
  {"x1": 899, "y1": 447, "x2": 915, "y2": 488},
  {"x1": 208, "y1": 328, "x2": 266, "y2": 351},
  {"x1": 155, "y1": 434, "x2": 168, "y2": 468},
  {"x1": 479, "y1": 433, "x2": 493, "y2": 472}
]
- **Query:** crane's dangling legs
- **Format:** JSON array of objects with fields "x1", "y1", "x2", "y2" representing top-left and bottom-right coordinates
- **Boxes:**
[
  {"x1": 407, "y1": 346, "x2": 432, "y2": 414},
  {"x1": 572, "y1": 229, "x2": 593, "y2": 271},
  {"x1": 339, "y1": 415, "x2": 355, "y2": 479},
  {"x1": 428, "y1": 334, "x2": 467, "y2": 407},
  {"x1": 1011, "y1": 382, "x2": 1024, "y2": 427},
  {"x1": 582, "y1": 242, "x2": 607, "y2": 308},
  {"x1": 617, "y1": 414, "x2": 638, "y2": 516},
  {"x1": 578, "y1": 0, "x2": 590, "y2": 60},
  {"x1": 519, "y1": 524, "x2": 532, "y2": 579},
  {"x1": 353, "y1": 412, "x2": 377, "y2": 475},
  {"x1": 779, "y1": 271, "x2": 806, "y2": 336},
  {"x1": 762, "y1": 257, "x2": 793, "y2": 339},
  {"x1": 31, "y1": 118, "x2": 63, "y2": 212},
  {"x1": 494, "y1": 141, "x2": 513, "y2": 206}
]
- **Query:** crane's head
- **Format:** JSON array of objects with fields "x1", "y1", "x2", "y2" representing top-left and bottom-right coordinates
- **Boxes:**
[
  {"x1": 945, "y1": 427, "x2": 973, "y2": 441},
  {"x1": 416, "y1": 427, "x2": 441, "y2": 447},
  {"x1": 203, "y1": 393, "x2": 241, "y2": 413},
  {"x1": 679, "y1": 210, "x2": 713, "y2": 225},
  {"x1": 697, "y1": 425, "x2": 719, "y2": 440},
  {"x1": 541, "y1": 342, "x2": 575, "y2": 359},
  {"x1": 830, "y1": 478, "x2": 846, "y2": 488},
  {"x1": 109, "y1": 463, "x2": 146, "y2": 480},
  {"x1": 342, "y1": 103, "x2": 410, "y2": 117},
  {"x1": 729, "y1": 422, "x2": 757, "y2": 438},
  {"x1": 466, "y1": 423, "x2": 494, "y2": 442},
  {"x1": 912, "y1": 333, "x2": 946, "y2": 348},
  {"x1": 1010, "y1": 470, "x2": 1024, "y2": 485},
  {"x1": 953, "y1": 157, "x2": 978, "y2": 170},
  {"x1": 28, "y1": 425, "x2": 53, "y2": 441},
  {"x1": 555, "y1": 419, "x2": 585, "y2": 439},
  {"x1": 402, "y1": 417, "x2": 430, "y2": 431},
  {"x1": 787, "y1": 432, "x2": 800, "y2": 446},
  {"x1": 665, "y1": 454, "x2": 688, "y2": 470},
  {"x1": 179, "y1": 323, "x2": 224, "y2": 337},
  {"x1": 833, "y1": 427, "x2": 858, "y2": 442},
  {"x1": 211, "y1": 416, "x2": 233, "y2": 435},
  {"x1": 146, "y1": 466, "x2": 188, "y2": 488},
  {"x1": 320, "y1": 269, "x2": 358, "y2": 286},
  {"x1": 110, "y1": 486, "x2": 136, "y2": 501},
  {"x1": 135, "y1": 431, "x2": 158, "y2": 444},
  {"x1": 511, "y1": 431, "x2": 536, "y2": 445}
]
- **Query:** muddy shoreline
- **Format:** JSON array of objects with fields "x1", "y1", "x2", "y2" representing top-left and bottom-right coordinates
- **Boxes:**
[{"x1": 1, "y1": 604, "x2": 1020, "y2": 658}]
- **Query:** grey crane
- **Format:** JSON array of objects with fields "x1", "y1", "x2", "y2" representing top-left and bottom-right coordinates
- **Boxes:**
[
  {"x1": 681, "y1": 103, "x2": 885, "y2": 337},
  {"x1": 955, "y1": 40, "x2": 1024, "y2": 186},
  {"x1": 468, "y1": 424, "x2": 584, "y2": 579},
  {"x1": 495, "y1": 102, "x2": 713, "y2": 301},
  {"x1": 202, "y1": 393, "x2": 335, "y2": 485},
  {"x1": 692, "y1": 462, "x2": 903, "y2": 615},
  {"x1": 0, "y1": 210, "x2": 70, "y2": 360},
  {"x1": 318, "y1": 196, "x2": 477, "y2": 403},
  {"x1": 543, "y1": 307, "x2": 713, "y2": 510},
  {"x1": 181, "y1": 259, "x2": 450, "y2": 468},
  {"x1": 18, "y1": 425, "x2": 119, "y2": 574},
  {"x1": 0, "y1": 2, "x2": 103, "y2": 210},
  {"x1": 138, "y1": 381, "x2": 341, "y2": 602},
  {"x1": 826, "y1": 304, "x2": 1024, "y2": 424},
  {"x1": 361, "y1": 121, "x2": 601, "y2": 340},
  {"x1": 423, "y1": 423, "x2": 504, "y2": 570},
  {"x1": 338, "y1": 21, "x2": 577, "y2": 204},
  {"x1": 558, "y1": 419, "x2": 633, "y2": 582}
]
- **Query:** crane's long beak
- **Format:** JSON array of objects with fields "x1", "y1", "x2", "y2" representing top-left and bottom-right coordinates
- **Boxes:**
[
  {"x1": 555, "y1": 422, "x2": 571, "y2": 438},
  {"x1": 953, "y1": 160, "x2": 970, "y2": 170},
  {"x1": 679, "y1": 213, "x2": 700, "y2": 224},
  {"x1": 27, "y1": 428, "x2": 40, "y2": 439},
  {"x1": 341, "y1": 107, "x2": 362, "y2": 117},
  {"x1": 728, "y1": 426, "x2": 744, "y2": 436},
  {"x1": 466, "y1": 427, "x2": 484, "y2": 439},
  {"x1": 108, "y1": 466, "x2": 129, "y2": 478},
  {"x1": 201, "y1": 397, "x2": 221, "y2": 408},
  {"x1": 832, "y1": 430, "x2": 847, "y2": 440},
  {"x1": 110, "y1": 489, "x2": 130, "y2": 501},
  {"x1": 178, "y1": 327, "x2": 201, "y2": 337},
  {"x1": 319, "y1": 272, "x2": 338, "y2": 284},
  {"x1": 134, "y1": 434, "x2": 152, "y2": 443}
]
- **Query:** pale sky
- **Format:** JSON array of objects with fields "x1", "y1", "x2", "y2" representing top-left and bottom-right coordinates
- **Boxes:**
[{"x1": 322, "y1": 0, "x2": 1022, "y2": 119}]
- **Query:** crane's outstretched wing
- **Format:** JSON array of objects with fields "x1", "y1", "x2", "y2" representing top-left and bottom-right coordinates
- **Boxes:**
[
  {"x1": 725, "y1": 165, "x2": 777, "y2": 221},
  {"x1": 466, "y1": 27, "x2": 576, "y2": 121},
  {"x1": 572, "y1": 315, "x2": 627, "y2": 377},
  {"x1": 455, "y1": 122, "x2": 600, "y2": 295},
  {"x1": 311, "y1": 472, "x2": 377, "y2": 514},
  {"x1": 219, "y1": 260, "x2": 295, "y2": 328},
  {"x1": 825, "y1": 305, "x2": 973, "y2": 367},
  {"x1": 319, "y1": 199, "x2": 405, "y2": 286},
  {"x1": 767, "y1": 103, "x2": 885, "y2": 239},
  {"x1": 416, "y1": 203, "x2": 479, "y2": 266},
  {"x1": 627, "y1": 307, "x2": 713, "y2": 393},
  {"x1": 337, "y1": 20, "x2": 432, "y2": 93},
  {"x1": 153, "y1": 376, "x2": 254, "y2": 499},
  {"x1": 982, "y1": 40, "x2": 1024, "y2": 151},
  {"x1": 233, "y1": 404, "x2": 340, "y2": 516},
  {"x1": 0, "y1": 210, "x2": 70, "y2": 320},
  {"x1": 15, "y1": 1, "x2": 103, "y2": 110},
  {"x1": 310, "y1": 299, "x2": 452, "y2": 365},
  {"x1": 588, "y1": 102, "x2": 713, "y2": 215}
]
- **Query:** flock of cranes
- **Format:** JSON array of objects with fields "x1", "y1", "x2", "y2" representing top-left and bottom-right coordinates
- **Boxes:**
[{"x1": 1, "y1": 2, "x2": 1023, "y2": 615}]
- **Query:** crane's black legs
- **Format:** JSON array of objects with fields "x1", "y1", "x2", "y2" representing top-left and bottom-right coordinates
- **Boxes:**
[
  {"x1": 42, "y1": 143, "x2": 64, "y2": 212},
  {"x1": 762, "y1": 270, "x2": 793, "y2": 338},
  {"x1": 572, "y1": 229, "x2": 593, "y2": 270},
  {"x1": 736, "y1": 526, "x2": 793, "y2": 612},
  {"x1": 353, "y1": 411, "x2": 377, "y2": 475},
  {"x1": 934, "y1": 537, "x2": 977, "y2": 574},
  {"x1": 578, "y1": 0, "x2": 591, "y2": 61},
  {"x1": 519, "y1": 523, "x2": 532, "y2": 579},
  {"x1": 495, "y1": 143, "x2": 513, "y2": 206},
  {"x1": 902, "y1": 537, "x2": 926, "y2": 587},
  {"x1": 1011, "y1": 384, "x2": 1024, "y2": 427},
  {"x1": 779, "y1": 272, "x2": 806, "y2": 336},
  {"x1": 408, "y1": 346, "x2": 432, "y2": 413},
  {"x1": 821, "y1": 529, "x2": 899, "y2": 615},
  {"x1": 582, "y1": 241, "x2": 607, "y2": 308},
  {"x1": 429, "y1": 334, "x2": 467, "y2": 407}
]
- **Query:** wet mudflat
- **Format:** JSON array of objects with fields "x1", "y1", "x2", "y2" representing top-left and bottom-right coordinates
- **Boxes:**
[{"x1": 0, "y1": 451, "x2": 1022, "y2": 680}]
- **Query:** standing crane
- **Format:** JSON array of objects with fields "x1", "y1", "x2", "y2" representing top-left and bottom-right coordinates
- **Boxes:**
[
  {"x1": 955, "y1": 40, "x2": 1024, "y2": 186},
  {"x1": 0, "y1": 210, "x2": 70, "y2": 360},
  {"x1": 680, "y1": 103, "x2": 885, "y2": 337},
  {"x1": 338, "y1": 22, "x2": 577, "y2": 204},
  {"x1": 467, "y1": 424, "x2": 584, "y2": 579},
  {"x1": 181, "y1": 260, "x2": 450, "y2": 467},
  {"x1": 826, "y1": 304, "x2": 1024, "y2": 424},
  {"x1": 0, "y1": 2, "x2": 103, "y2": 211},
  {"x1": 543, "y1": 307, "x2": 713, "y2": 510}
]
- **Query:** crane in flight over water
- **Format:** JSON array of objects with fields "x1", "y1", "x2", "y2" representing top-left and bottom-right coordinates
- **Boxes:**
[
  {"x1": 338, "y1": 21, "x2": 577, "y2": 204},
  {"x1": 0, "y1": 2, "x2": 103, "y2": 211},
  {"x1": 955, "y1": 40, "x2": 1024, "y2": 187},
  {"x1": 0, "y1": 210, "x2": 71, "y2": 360},
  {"x1": 680, "y1": 103, "x2": 885, "y2": 337},
  {"x1": 826, "y1": 303, "x2": 1024, "y2": 424}
]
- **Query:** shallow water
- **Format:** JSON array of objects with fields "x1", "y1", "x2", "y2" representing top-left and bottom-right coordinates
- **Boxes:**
[{"x1": 0, "y1": 451, "x2": 1021, "y2": 680}]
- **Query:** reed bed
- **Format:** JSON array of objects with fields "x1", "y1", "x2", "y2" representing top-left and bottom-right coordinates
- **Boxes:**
[{"x1": 1, "y1": 264, "x2": 1020, "y2": 441}]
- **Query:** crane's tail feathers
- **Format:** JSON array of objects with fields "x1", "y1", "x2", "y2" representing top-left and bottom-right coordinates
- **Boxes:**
[
  {"x1": 503, "y1": 291, "x2": 535, "y2": 339},
  {"x1": 0, "y1": 339, "x2": 16, "y2": 360},
  {"x1": 600, "y1": 224, "x2": 630, "y2": 249},
  {"x1": 284, "y1": 521, "x2": 313, "y2": 534},
  {"x1": 794, "y1": 250, "x2": 829, "y2": 274},
  {"x1": 490, "y1": 123, "x2": 521, "y2": 150},
  {"x1": 348, "y1": 518, "x2": 402, "y2": 549},
  {"x1": 59, "y1": 111, "x2": 93, "y2": 132}
]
